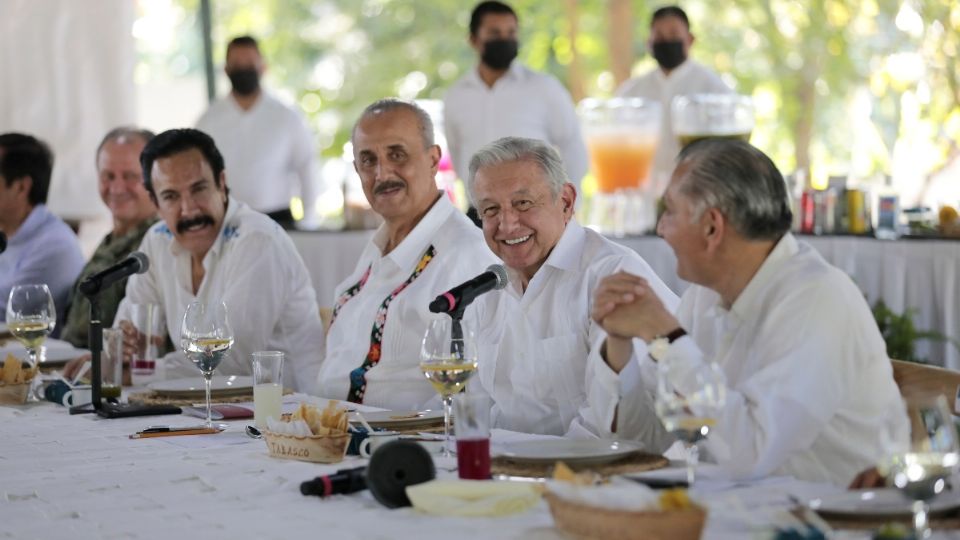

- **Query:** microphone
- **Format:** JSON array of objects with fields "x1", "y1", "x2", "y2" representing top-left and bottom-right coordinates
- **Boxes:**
[
  {"x1": 78, "y1": 251, "x2": 149, "y2": 297},
  {"x1": 429, "y1": 264, "x2": 508, "y2": 314},
  {"x1": 0, "y1": 231, "x2": 6, "y2": 254}
]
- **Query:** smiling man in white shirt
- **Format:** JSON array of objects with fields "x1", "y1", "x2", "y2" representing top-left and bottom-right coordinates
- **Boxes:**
[
  {"x1": 443, "y1": 1, "x2": 588, "y2": 197},
  {"x1": 467, "y1": 136, "x2": 678, "y2": 437},
  {"x1": 615, "y1": 6, "x2": 732, "y2": 190},
  {"x1": 317, "y1": 99, "x2": 498, "y2": 409},
  {"x1": 593, "y1": 138, "x2": 909, "y2": 485},
  {"x1": 116, "y1": 128, "x2": 323, "y2": 392}
]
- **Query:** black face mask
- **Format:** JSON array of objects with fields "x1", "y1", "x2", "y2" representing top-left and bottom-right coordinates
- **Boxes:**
[
  {"x1": 481, "y1": 39, "x2": 518, "y2": 70},
  {"x1": 227, "y1": 68, "x2": 260, "y2": 96},
  {"x1": 652, "y1": 40, "x2": 686, "y2": 70}
]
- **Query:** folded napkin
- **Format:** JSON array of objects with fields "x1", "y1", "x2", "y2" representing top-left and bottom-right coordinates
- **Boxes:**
[
  {"x1": 545, "y1": 479, "x2": 660, "y2": 511},
  {"x1": 266, "y1": 417, "x2": 312, "y2": 436},
  {"x1": 405, "y1": 480, "x2": 540, "y2": 517}
]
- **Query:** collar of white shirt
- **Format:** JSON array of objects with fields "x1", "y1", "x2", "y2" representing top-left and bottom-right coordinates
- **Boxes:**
[
  {"x1": 167, "y1": 196, "x2": 243, "y2": 260},
  {"x1": 505, "y1": 219, "x2": 586, "y2": 298},
  {"x1": 653, "y1": 59, "x2": 695, "y2": 84},
  {"x1": 465, "y1": 61, "x2": 527, "y2": 88},
  {"x1": 370, "y1": 192, "x2": 453, "y2": 270},
  {"x1": 705, "y1": 232, "x2": 800, "y2": 324}
]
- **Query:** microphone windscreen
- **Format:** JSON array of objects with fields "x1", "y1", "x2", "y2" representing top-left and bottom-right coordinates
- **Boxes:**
[
  {"x1": 130, "y1": 251, "x2": 150, "y2": 274},
  {"x1": 486, "y1": 264, "x2": 508, "y2": 290}
]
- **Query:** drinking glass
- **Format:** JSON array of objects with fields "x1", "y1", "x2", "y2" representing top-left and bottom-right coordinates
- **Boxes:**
[
  {"x1": 453, "y1": 393, "x2": 491, "y2": 480},
  {"x1": 252, "y1": 351, "x2": 283, "y2": 429},
  {"x1": 180, "y1": 301, "x2": 234, "y2": 428},
  {"x1": 420, "y1": 317, "x2": 478, "y2": 458},
  {"x1": 879, "y1": 396, "x2": 960, "y2": 539},
  {"x1": 655, "y1": 361, "x2": 726, "y2": 485},
  {"x1": 6, "y1": 284, "x2": 56, "y2": 370}
]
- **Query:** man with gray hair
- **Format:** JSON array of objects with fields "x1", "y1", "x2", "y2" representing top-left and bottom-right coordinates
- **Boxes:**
[
  {"x1": 468, "y1": 136, "x2": 677, "y2": 437},
  {"x1": 592, "y1": 138, "x2": 908, "y2": 485},
  {"x1": 317, "y1": 99, "x2": 498, "y2": 409}
]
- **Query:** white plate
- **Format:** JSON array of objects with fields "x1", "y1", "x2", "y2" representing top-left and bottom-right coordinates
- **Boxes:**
[
  {"x1": 148, "y1": 375, "x2": 253, "y2": 396},
  {"x1": 809, "y1": 488, "x2": 960, "y2": 518},
  {"x1": 349, "y1": 409, "x2": 444, "y2": 429},
  {"x1": 0, "y1": 339, "x2": 88, "y2": 367},
  {"x1": 497, "y1": 439, "x2": 645, "y2": 466}
]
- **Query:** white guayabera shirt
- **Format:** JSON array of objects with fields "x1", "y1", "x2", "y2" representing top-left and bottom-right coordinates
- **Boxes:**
[
  {"x1": 474, "y1": 220, "x2": 679, "y2": 438},
  {"x1": 118, "y1": 198, "x2": 325, "y2": 392},
  {"x1": 618, "y1": 233, "x2": 911, "y2": 486},
  {"x1": 317, "y1": 195, "x2": 499, "y2": 410}
]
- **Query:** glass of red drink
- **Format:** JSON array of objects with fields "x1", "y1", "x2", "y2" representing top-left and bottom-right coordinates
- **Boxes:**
[{"x1": 453, "y1": 393, "x2": 491, "y2": 480}]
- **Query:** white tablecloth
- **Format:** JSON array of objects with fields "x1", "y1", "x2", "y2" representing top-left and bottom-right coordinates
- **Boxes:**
[
  {"x1": 0, "y1": 399, "x2": 898, "y2": 540},
  {"x1": 291, "y1": 231, "x2": 960, "y2": 369}
]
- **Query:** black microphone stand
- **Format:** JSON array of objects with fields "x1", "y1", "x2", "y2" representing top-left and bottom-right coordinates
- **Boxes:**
[
  {"x1": 69, "y1": 297, "x2": 102, "y2": 414},
  {"x1": 448, "y1": 304, "x2": 466, "y2": 359}
]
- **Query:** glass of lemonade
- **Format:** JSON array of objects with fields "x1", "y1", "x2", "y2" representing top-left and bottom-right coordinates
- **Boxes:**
[
  {"x1": 180, "y1": 301, "x2": 234, "y2": 428},
  {"x1": 420, "y1": 317, "x2": 478, "y2": 458},
  {"x1": 672, "y1": 94, "x2": 755, "y2": 148},
  {"x1": 6, "y1": 284, "x2": 56, "y2": 373},
  {"x1": 252, "y1": 351, "x2": 283, "y2": 429},
  {"x1": 655, "y1": 361, "x2": 726, "y2": 486}
]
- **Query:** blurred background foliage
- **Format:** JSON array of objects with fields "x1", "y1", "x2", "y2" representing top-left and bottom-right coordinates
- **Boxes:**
[{"x1": 137, "y1": 0, "x2": 959, "y2": 199}]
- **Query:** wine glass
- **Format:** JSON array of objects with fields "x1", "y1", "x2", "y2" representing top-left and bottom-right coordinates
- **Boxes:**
[
  {"x1": 420, "y1": 317, "x2": 478, "y2": 458},
  {"x1": 180, "y1": 301, "x2": 234, "y2": 428},
  {"x1": 655, "y1": 360, "x2": 726, "y2": 485},
  {"x1": 6, "y1": 284, "x2": 56, "y2": 400},
  {"x1": 879, "y1": 395, "x2": 960, "y2": 539}
]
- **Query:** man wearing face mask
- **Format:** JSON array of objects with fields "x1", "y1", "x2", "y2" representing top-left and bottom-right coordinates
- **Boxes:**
[
  {"x1": 443, "y1": 1, "x2": 588, "y2": 202},
  {"x1": 196, "y1": 36, "x2": 320, "y2": 230},
  {"x1": 615, "y1": 6, "x2": 732, "y2": 192}
]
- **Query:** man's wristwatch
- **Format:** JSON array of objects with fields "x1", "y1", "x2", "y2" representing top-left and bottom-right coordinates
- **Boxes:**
[{"x1": 648, "y1": 327, "x2": 687, "y2": 362}]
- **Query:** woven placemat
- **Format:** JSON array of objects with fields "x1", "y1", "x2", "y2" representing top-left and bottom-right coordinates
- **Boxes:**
[
  {"x1": 818, "y1": 509, "x2": 960, "y2": 531},
  {"x1": 492, "y1": 451, "x2": 669, "y2": 478},
  {"x1": 127, "y1": 388, "x2": 294, "y2": 407}
]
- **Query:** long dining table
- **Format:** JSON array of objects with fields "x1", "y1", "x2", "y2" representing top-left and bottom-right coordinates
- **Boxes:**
[
  {"x1": 0, "y1": 395, "x2": 934, "y2": 540},
  {"x1": 290, "y1": 230, "x2": 960, "y2": 370}
]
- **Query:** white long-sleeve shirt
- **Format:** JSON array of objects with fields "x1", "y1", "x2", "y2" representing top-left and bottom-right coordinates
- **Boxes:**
[
  {"x1": 118, "y1": 198, "x2": 324, "y2": 392},
  {"x1": 443, "y1": 62, "x2": 589, "y2": 191},
  {"x1": 618, "y1": 233, "x2": 910, "y2": 486},
  {"x1": 474, "y1": 220, "x2": 678, "y2": 438},
  {"x1": 196, "y1": 92, "x2": 320, "y2": 223},
  {"x1": 615, "y1": 60, "x2": 732, "y2": 190},
  {"x1": 317, "y1": 194, "x2": 499, "y2": 410}
]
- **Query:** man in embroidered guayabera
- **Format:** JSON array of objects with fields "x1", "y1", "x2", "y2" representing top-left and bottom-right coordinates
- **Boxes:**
[
  {"x1": 98, "y1": 129, "x2": 322, "y2": 392},
  {"x1": 592, "y1": 139, "x2": 909, "y2": 486},
  {"x1": 466, "y1": 136, "x2": 678, "y2": 438},
  {"x1": 317, "y1": 99, "x2": 498, "y2": 409},
  {"x1": 61, "y1": 128, "x2": 159, "y2": 348}
]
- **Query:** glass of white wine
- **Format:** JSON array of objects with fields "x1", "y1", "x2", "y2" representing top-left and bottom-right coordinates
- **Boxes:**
[
  {"x1": 180, "y1": 301, "x2": 234, "y2": 428},
  {"x1": 6, "y1": 284, "x2": 56, "y2": 389},
  {"x1": 879, "y1": 395, "x2": 960, "y2": 539},
  {"x1": 655, "y1": 360, "x2": 726, "y2": 486},
  {"x1": 420, "y1": 317, "x2": 478, "y2": 458}
]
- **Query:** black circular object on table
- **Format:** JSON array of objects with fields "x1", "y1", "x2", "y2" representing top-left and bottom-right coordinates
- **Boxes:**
[{"x1": 366, "y1": 440, "x2": 436, "y2": 508}]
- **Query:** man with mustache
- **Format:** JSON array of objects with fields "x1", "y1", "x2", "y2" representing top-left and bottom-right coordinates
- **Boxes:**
[
  {"x1": 61, "y1": 127, "x2": 158, "y2": 348},
  {"x1": 196, "y1": 35, "x2": 320, "y2": 230},
  {"x1": 615, "y1": 6, "x2": 732, "y2": 192},
  {"x1": 111, "y1": 128, "x2": 324, "y2": 391},
  {"x1": 443, "y1": 1, "x2": 588, "y2": 207},
  {"x1": 317, "y1": 99, "x2": 498, "y2": 409}
]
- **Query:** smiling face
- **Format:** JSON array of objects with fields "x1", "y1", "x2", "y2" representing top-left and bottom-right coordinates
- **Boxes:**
[
  {"x1": 352, "y1": 108, "x2": 441, "y2": 224},
  {"x1": 97, "y1": 138, "x2": 155, "y2": 234},
  {"x1": 150, "y1": 148, "x2": 228, "y2": 260},
  {"x1": 656, "y1": 164, "x2": 712, "y2": 284},
  {"x1": 472, "y1": 159, "x2": 575, "y2": 284}
]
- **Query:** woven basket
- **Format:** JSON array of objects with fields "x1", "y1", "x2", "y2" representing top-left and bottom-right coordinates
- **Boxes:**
[
  {"x1": 263, "y1": 431, "x2": 350, "y2": 463},
  {"x1": 0, "y1": 382, "x2": 30, "y2": 405},
  {"x1": 544, "y1": 492, "x2": 706, "y2": 540}
]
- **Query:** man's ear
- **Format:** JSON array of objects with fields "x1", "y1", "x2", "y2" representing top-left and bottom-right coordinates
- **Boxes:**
[
  {"x1": 560, "y1": 183, "x2": 577, "y2": 221},
  {"x1": 428, "y1": 144, "x2": 441, "y2": 175},
  {"x1": 12, "y1": 176, "x2": 32, "y2": 198},
  {"x1": 703, "y1": 207, "x2": 725, "y2": 252}
]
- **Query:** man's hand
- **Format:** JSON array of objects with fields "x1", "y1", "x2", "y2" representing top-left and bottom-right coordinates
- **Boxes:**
[
  {"x1": 848, "y1": 467, "x2": 886, "y2": 489},
  {"x1": 63, "y1": 353, "x2": 92, "y2": 381},
  {"x1": 592, "y1": 272, "x2": 678, "y2": 343}
]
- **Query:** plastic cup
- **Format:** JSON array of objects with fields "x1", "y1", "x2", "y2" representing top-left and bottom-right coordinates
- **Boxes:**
[{"x1": 453, "y1": 393, "x2": 491, "y2": 480}]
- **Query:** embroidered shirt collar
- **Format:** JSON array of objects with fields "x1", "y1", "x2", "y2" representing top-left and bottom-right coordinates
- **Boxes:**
[{"x1": 371, "y1": 192, "x2": 452, "y2": 271}]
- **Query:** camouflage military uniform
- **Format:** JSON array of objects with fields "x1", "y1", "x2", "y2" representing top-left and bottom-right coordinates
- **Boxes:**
[{"x1": 61, "y1": 218, "x2": 157, "y2": 348}]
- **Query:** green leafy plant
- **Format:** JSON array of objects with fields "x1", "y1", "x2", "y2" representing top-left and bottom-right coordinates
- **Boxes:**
[{"x1": 872, "y1": 299, "x2": 959, "y2": 364}]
